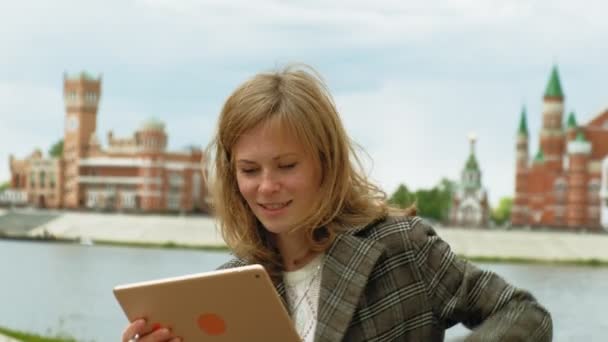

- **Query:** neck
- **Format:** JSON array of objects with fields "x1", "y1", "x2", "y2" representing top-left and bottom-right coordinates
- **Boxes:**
[{"x1": 275, "y1": 229, "x2": 319, "y2": 271}]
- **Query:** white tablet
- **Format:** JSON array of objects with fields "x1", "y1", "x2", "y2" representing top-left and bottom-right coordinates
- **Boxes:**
[{"x1": 113, "y1": 264, "x2": 301, "y2": 341}]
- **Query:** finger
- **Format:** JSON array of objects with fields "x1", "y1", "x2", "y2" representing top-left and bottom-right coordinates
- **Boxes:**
[
  {"x1": 139, "y1": 322, "x2": 166, "y2": 336},
  {"x1": 122, "y1": 319, "x2": 146, "y2": 342},
  {"x1": 138, "y1": 328, "x2": 172, "y2": 342}
]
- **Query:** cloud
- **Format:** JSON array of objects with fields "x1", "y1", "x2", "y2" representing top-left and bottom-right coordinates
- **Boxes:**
[{"x1": 2, "y1": 0, "x2": 606, "y2": 70}]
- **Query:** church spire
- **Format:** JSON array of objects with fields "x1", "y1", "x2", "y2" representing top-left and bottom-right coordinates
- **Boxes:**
[
  {"x1": 544, "y1": 65, "x2": 564, "y2": 98},
  {"x1": 465, "y1": 133, "x2": 479, "y2": 171},
  {"x1": 518, "y1": 106, "x2": 529, "y2": 136},
  {"x1": 566, "y1": 111, "x2": 578, "y2": 129}
]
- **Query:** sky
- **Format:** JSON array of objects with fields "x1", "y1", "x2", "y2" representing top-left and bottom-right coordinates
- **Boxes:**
[{"x1": 1, "y1": 0, "x2": 607, "y2": 207}]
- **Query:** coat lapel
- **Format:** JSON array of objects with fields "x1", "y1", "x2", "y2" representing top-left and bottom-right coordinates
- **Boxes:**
[
  {"x1": 276, "y1": 280, "x2": 288, "y2": 308},
  {"x1": 313, "y1": 232, "x2": 385, "y2": 342}
]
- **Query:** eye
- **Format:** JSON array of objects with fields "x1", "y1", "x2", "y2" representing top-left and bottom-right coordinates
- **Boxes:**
[
  {"x1": 279, "y1": 163, "x2": 297, "y2": 169},
  {"x1": 240, "y1": 168, "x2": 259, "y2": 174}
]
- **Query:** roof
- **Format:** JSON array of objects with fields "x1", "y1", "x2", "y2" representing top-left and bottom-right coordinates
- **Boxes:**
[
  {"x1": 566, "y1": 111, "x2": 578, "y2": 129},
  {"x1": 575, "y1": 131, "x2": 587, "y2": 142},
  {"x1": 544, "y1": 65, "x2": 564, "y2": 98},
  {"x1": 465, "y1": 154, "x2": 479, "y2": 171},
  {"x1": 140, "y1": 117, "x2": 166, "y2": 132},
  {"x1": 585, "y1": 108, "x2": 608, "y2": 128},
  {"x1": 533, "y1": 148, "x2": 545, "y2": 163},
  {"x1": 66, "y1": 71, "x2": 100, "y2": 81},
  {"x1": 518, "y1": 106, "x2": 529, "y2": 135}
]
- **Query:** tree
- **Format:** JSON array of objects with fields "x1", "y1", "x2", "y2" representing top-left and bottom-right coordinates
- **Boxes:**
[
  {"x1": 492, "y1": 197, "x2": 513, "y2": 225},
  {"x1": 436, "y1": 178, "x2": 456, "y2": 221},
  {"x1": 389, "y1": 179, "x2": 456, "y2": 223},
  {"x1": 0, "y1": 181, "x2": 8, "y2": 192},
  {"x1": 49, "y1": 139, "x2": 64, "y2": 158},
  {"x1": 389, "y1": 184, "x2": 415, "y2": 209}
]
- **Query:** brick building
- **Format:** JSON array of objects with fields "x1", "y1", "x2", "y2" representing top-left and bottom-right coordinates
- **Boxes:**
[
  {"x1": 8, "y1": 72, "x2": 208, "y2": 213},
  {"x1": 512, "y1": 66, "x2": 608, "y2": 231},
  {"x1": 449, "y1": 134, "x2": 490, "y2": 228}
]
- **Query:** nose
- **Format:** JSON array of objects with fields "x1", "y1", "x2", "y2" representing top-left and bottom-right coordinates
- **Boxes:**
[{"x1": 258, "y1": 171, "x2": 280, "y2": 194}]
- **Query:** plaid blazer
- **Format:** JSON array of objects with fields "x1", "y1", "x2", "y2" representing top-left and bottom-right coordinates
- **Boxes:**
[{"x1": 219, "y1": 215, "x2": 553, "y2": 341}]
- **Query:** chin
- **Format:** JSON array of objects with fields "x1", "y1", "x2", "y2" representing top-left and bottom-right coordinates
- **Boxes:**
[
  {"x1": 261, "y1": 224, "x2": 289, "y2": 235},
  {"x1": 258, "y1": 220, "x2": 291, "y2": 235}
]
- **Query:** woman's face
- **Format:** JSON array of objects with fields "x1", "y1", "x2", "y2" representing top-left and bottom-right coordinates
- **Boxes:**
[{"x1": 233, "y1": 121, "x2": 322, "y2": 236}]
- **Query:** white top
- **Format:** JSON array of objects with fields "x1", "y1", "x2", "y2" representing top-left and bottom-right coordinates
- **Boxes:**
[{"x1": 283, "y1": 253, "x2": 325, "y2": 342}]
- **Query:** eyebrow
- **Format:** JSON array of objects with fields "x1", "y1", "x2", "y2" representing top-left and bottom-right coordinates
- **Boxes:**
[{"x1": 236, "y1": 153, "x2": 298, "y2": 164}]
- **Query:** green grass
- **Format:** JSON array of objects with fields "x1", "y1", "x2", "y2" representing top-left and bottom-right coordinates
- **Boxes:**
[
  {"x1": 462, "y1": 255, "x2": 608, "y2": 267},
  {"x1": 0, "y1": 326, "x2": 75, "y2": 342}
]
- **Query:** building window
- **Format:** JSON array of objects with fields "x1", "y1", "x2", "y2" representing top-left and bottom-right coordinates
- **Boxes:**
[
  {"x1": 167, "y1": 195, "x2": 181, "y2": 210},
  {"x1": 554, "y1": 178, "x2": 567, "y2": 204},
  {"x1": 588, "y1": 180, "x2": 601, "y2": 202},
  {"x1": 85, "y1": 92, "x2": 97, "y2": 103},
  {"x1": 66, "y1": 91, "x2": 77, "y2": 102},
  {"x1": 169, "y1": 172, "x2": 183, "y2": 188},
  {"x1": 554, "y1": 178, "x2": 567, "y2": 192},
  {"x1": 121, "y1": 192, "x2": 136, "y2": 209},
  {"x1": 40, "y1": 171, "x2": 46, "y2": 188},
  {"x1": 49, "y1": 173, "x2": 55, "y2": 188},
  {"x1": 86, "y1": 192, "x2": 97, "y2": 208},
  {"x1": 192, "y1": 173, "x2": 201, "y2": 202}
]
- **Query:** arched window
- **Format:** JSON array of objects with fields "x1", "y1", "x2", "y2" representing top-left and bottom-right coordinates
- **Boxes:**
[{"x1": 39, "y1": 171, "x2": 46, "y2": 188}]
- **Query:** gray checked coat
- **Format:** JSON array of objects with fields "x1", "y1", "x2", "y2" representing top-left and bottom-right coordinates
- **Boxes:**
[{"x1": 219, "y1": 215, "x2": 553, "y2": 341}]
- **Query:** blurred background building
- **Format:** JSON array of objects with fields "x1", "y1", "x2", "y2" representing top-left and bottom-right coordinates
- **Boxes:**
[
  {"x1": 7, "y1": 72, "x2": 208, "y2": 213},
  {"x1": 512, "y1": 66, "x2": 608, "y2": 231},
  {"x1": 449, "y1": 134, "x2": 490, "y2": 227}
]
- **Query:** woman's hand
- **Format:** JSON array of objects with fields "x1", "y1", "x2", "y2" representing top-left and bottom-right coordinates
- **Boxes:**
[{"x1": 121, "y1": 319, "x2": 181, "y2": 342}]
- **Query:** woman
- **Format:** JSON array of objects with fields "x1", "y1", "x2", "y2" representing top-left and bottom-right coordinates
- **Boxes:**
[{"x1": 122, "y1": 65, "x2": 552, "y2": 342}]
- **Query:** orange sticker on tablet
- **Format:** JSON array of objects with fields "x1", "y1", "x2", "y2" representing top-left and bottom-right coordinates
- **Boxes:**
[{"x1": 197, "y1": 313, "x2": 226, "y2": 335}]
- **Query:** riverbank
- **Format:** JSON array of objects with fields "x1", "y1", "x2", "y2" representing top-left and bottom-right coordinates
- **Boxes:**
[{"x1": 2, "y1": 209, "x2": 608, "y2": 265}]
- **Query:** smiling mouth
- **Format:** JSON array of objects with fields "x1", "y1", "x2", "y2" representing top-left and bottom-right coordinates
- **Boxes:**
[{"x1": 259, "y1": 200, "x2": 292, "y2": 210}]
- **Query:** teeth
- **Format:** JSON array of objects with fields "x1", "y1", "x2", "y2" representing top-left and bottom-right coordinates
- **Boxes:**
[{"x1": 262, "y1": 202, "x2": 289, "y2": 209}]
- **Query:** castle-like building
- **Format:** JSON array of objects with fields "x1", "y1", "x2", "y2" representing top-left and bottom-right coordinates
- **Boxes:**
[
  {"x1": 449, "y1": 134, "x2": 490, "y2": 228},
  {"x1": 8, "y1": 72, "x2": 208, "y2": 213},
  {"x1": 512, "y1": 66, "x2": 608, "y2": 231}
]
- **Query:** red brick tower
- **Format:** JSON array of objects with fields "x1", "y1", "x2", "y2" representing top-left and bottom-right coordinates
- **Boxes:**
[
  {"x1": 62, "y1": 72, "x2": 102, "y2": 208},
  {"x1": 512, "y1": 106, "x2": 529, "y2": 225},
  {"x1": 566, "y1": 132, "x2": 591, "y2": 227},
  {"x1": 539, "y1": 66, "x2": 566, "y2": 173},
  {"x1": 136, "y1": 118, "x2": 168, "y2": 211}
]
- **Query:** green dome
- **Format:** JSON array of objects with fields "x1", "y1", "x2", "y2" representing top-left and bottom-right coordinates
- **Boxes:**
[
  {"x1": 533, "y1": 149, "x2": 545, "y2": 163},
  {"x1": 567, "y1": 111, "x2": 578, "y2": 129},
  {"x1": 140, "y1": 117, "x2": 165, "y2": 131},
  {"x1": 465, "y1": 154, "x2": 479, "y2": 171},
  {"x1": 575, "y1": 131, "x2": 587, "y2": 142},
  {"x1": 544, "y1": 65, "x2": 564, "y2": 98}
]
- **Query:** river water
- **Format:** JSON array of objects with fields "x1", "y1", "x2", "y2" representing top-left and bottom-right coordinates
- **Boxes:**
[{"x1": 0, "y1": 240, "x2": 606, "y2": 341}]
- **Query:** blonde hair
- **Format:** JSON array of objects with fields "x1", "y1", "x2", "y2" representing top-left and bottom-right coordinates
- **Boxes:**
[{"x1": 207, "y1": 64, "x2": 398, "y2": 275}]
